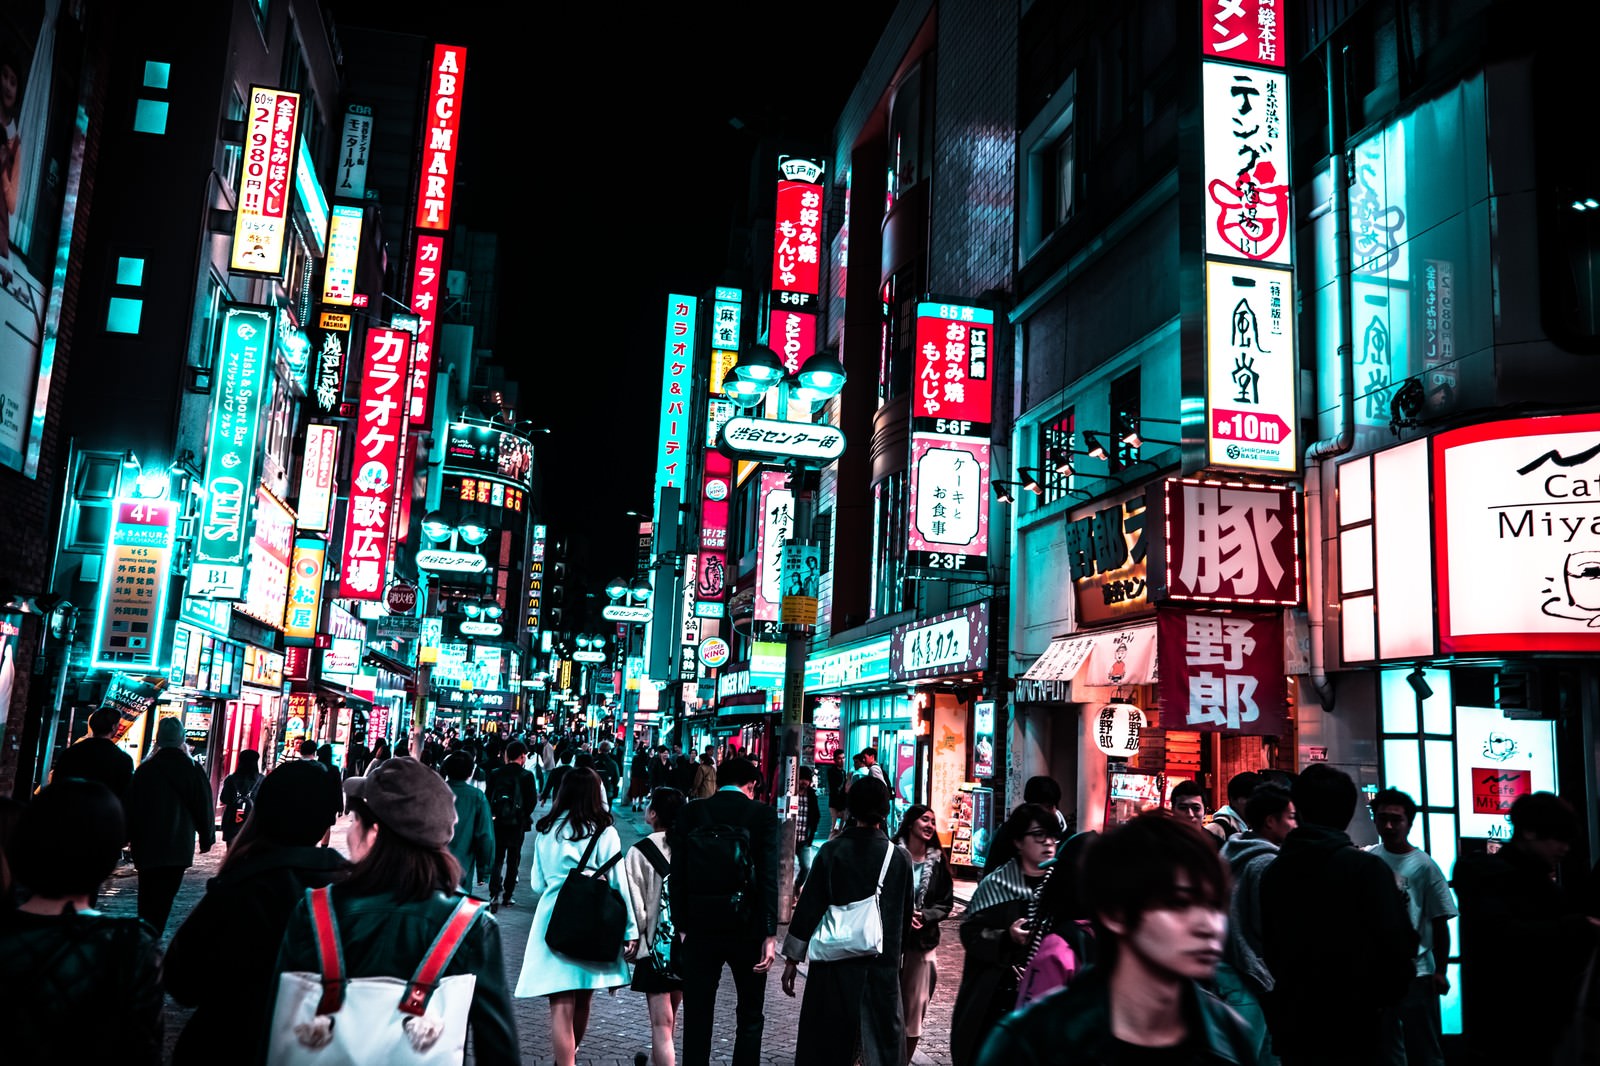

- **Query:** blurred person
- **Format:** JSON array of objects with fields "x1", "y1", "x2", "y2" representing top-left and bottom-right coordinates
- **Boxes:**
[
  {"x1": 514, "y1": 769, "x2": 638, "y2": 1066},
  {"x1": 1455, "y1": 791, "x2": 1599, "y2": 1065},
  {"x1": 594, "y1": 740, "x2": 622, "y2": 805},
  {"x1": 1205, "y1": 771, "x2": 1262, "y2": 844},
  {"x1": 893, "y1": 803, "x2": 955, "y2": 1062},
  {"x1": 1365, "y1": 788, "x2": 1455, "y2": 1066},
  {"x1": 1014, "y1": 829, "x2": 1101, "y2": 1009},
  {"x1": 984, "y1": 776, "x2": 1069, "y2": 874},
  {"x1": 781, "y1": 776, "x2": 913, "y2": 1066},
  {"x1": 976, "y1": 813, "x2": 1260, "y2": 1065},
  {"x1": 858, "y1": 746, "x2": 888, "y2": 785},
  {"x1": 542, "y1": 748, "x2": 575, "y2": 804},
  {"x1": 1216, "y1": 784, "x2": 1298, "y2": 1065},
  {"x1": 629, "y1": 746, "x2": 652, "y2": 811},
  {"x1": 486, "y1": 740, "x2": 539, "y2": 910},
  {"x1": 164, "y1": 761, "x2": 347, "y2": 1065},
  {"x1": 0, "y1": 779, "x2": 163, "y2": 1064},
  {"x1": 1260, "y1": 764, "x2": 1416, "y2": 1065},
  {"x1": 124, "y1": 715, "x2": 215, "y2": 934},
  {"x1": 444, "y1": 751, "x2": 495, "y2": 896},
  {"x1": 274, "y1": 757, "x2": 517, "y2": 1061},
  {"x1": 950, "y1": 802, "x2": 1059, "y2": 1066},
  {"x1": 690, "y1": 750, "x2": 717, "y2": 799},
  {"x1": 52, "y1": 705, "x2": 134, "y2": 800},
  {"x1": 218, "y1": 748, "x2": 263, "y2": 846},
  {"x1": 624, "y1": 786, "x2": 690, "y2": 1066}
]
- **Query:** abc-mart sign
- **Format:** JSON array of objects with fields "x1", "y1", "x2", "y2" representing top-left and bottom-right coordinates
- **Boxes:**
[{"x1": 720, "y1": 417, "x2": 845, "y2": 463}]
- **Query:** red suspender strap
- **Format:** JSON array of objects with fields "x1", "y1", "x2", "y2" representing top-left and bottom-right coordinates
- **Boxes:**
[
  {"x1": 307, "y1": 886, "x2": 345, "y2": 1015},
  {"x1": 400, "y1": 897, "x2": 485, "y2": 1017}
]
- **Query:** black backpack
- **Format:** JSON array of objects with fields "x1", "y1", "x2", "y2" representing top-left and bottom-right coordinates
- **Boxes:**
[
  {"x1": 671, "y1": 821, "x2": 756, "y2": 931},
  {"x1": 490, "y1": 769, "x2": 524, "y2": 825},
  {"x1": 544, "y1": 832, "x2": 628, "y2": 963}
]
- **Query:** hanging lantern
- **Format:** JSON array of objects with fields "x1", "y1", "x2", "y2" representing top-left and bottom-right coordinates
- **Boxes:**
[{"x1": 1094, "y1": 702, "x2": 1145, "y2": 757}]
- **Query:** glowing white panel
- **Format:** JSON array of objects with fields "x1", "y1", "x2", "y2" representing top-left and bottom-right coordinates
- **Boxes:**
[
  {"x1": 1338, "y1": 455, "x2": 1371, "y2": 526},
  {"x1": 1383, "y1": 738, "x2": 1423, "y2": 806},
  {"x1": 1424, "y1": 739, "x2": 1455, "y2": 808},
  {"x1": 1342, "y1": 594, "x2": 1375, "y2": 663},
  {"x1": 1341, "y1": 527, "x2": 1373, "y2": 594},
  {"x1": 1379, "y1": 667, "x2": 1419, "y2": 734},
  {"x1": 1374, "y1": 440, "x2": 1434, "y2": 659}
]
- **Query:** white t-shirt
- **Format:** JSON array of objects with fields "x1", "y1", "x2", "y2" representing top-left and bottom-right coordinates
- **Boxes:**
[{"x1": 1366, "y1": 844, "x2": 1459, "y2": 976}]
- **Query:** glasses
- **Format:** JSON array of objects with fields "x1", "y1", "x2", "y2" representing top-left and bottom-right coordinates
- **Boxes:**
[{"x1": 1023, "y1": 830, "x2": 1057, "y2": 843}]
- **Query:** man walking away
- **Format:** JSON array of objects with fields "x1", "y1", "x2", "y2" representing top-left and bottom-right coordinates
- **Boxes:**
[
  {"x1": 1454, "y1": 792, "x2": 1599, "y2": 1066},
  {"x1": 53, "y1": 706, "x2": 134, "y2": 801},
  {"x1": 595, "y1": 740, "x2": 622, "y2": 806},
  {"x1": 486, "y1": 741, "x2": 538, "y2": 912},
  {"x1": 1260, "y1": 764, "x2": 1416, "y2": 1065},
  {"x1": 669, "y1": 757, "x2": 780, "y2": 1066},
  {"x1": 1205, "y1": 771, "x2": 1260, "y2": 845},
  {"x1": 1364, "y1": 788, "x2": 1455, "y2": 1066},
  {"x1": 124, "y1": 716, "x2": 215, "y2": 935},
  {"x1": 794, "y1": 765, "x2": 822, "y2": 894},
  {"x1": 1217, "y1": 783, "x2": 1297, "y2": 1064}
]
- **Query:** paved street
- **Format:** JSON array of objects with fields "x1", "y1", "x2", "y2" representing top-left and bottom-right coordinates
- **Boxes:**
[{"x1": 104, "y1": 792, "x2": 974, "y2": 1064}]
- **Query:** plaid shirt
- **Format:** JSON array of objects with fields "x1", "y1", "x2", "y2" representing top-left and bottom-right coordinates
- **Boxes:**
[{"x1": 795, "y1": 784, "x2": 821, "y2": 844}]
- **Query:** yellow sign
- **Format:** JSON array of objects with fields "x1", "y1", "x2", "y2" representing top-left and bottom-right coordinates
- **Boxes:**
[
  {"x1": 710, "y1": 349, "x2": 738, "y2": 394},
  {"x1": 319, "y1": 311, "x2": 351, "y2": 332}
]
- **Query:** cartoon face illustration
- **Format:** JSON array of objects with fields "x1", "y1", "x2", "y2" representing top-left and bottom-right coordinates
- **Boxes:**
[
  {"x1": 1541, "y1": 551, "x2": 1600, "y2": 627},
  {"x1": 1482, "y1": 732, "x2": 1518, "y2": 762}
]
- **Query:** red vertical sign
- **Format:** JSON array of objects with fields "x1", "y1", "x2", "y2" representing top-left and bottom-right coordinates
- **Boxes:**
[
  {"x1": 416, "y1": 44, "x2": 467, "y2": 230},
  {"x1": 698, "y1": 449, "x2": 732, "y2": 610},
  {"x1": 339, "y1": 329, "x2": 408, "y2": 600},
  {"x1": 770, "y1": 178, "x2": 823, "y2": 297},
  {"x1": 408, "y1": 233, "x2": 444, "y2": 424}
]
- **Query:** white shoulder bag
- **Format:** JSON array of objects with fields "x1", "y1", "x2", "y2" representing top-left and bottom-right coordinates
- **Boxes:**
[{"x1": 808, "y1": 842, "x2": 895, "y2": 962}]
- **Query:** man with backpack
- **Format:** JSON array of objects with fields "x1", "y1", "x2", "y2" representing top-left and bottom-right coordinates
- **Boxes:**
[
  {"x1": 485, "y1": 741, "x2": 539, "y2": 913},
  {"x1": 669, "y1": 757, "x2": 780, "y2": 1066}
]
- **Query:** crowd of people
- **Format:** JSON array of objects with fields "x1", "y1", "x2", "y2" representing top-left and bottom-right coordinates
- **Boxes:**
[{"x1": 3, "y1": 714, "x2": 1599, "y2": 1065}]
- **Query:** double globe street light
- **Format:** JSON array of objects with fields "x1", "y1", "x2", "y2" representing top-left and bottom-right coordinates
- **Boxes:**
[{"x1": 720, "y1": 344, "x2": 847, "y2": 413}]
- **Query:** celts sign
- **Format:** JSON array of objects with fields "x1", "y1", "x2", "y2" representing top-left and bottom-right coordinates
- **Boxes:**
[{"x1": 720, "y1": 417, "x2": 845, "y2": 463}]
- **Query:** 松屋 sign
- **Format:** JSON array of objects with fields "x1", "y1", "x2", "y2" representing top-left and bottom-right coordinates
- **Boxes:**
[
  {"x1": 91, "y1": 498, "x2": 177, "y2": 670},
  {"x1": 770, "y1": 159, "x2": 824, "y2": 303},
  {"x1": 194, "y1": 304, "x2": 274, "y2": 598},
  {"x1": 296, "y1": 424, "x2": 339, "y2": 533},
  {"x1": 283, "y1": 537, "x2": 326, "y2": 643},
  {"x1": 1157, "y1": 607, "x2": 1286, "y2": 735},
  {"x1": 321, "y1": 204, "x2": 362, "y2": 305},
  {"x1": 338, "y1": 329, "x2": 410, "y2": 599},
  {"x1": 415, "y1": 45, "x2": 467, "y2": 230},
  {"x1": 906, "y1": 433, "x2": 991, "y2": 579},
  {"x1": 408, "y1": 234, "x2": 444, "y2": 424},
  {"x1": 1205, "y1": 262, "x2": 1296, "y2": 471},
  {"x1": 231, "y1": 87, "x2": 301, "y2": 275},
  {"x1": 656, "y1": 296, "x2": 698, "y2": 495},
  {"x1": 891, "y1": 601, "x2": 991, "y2": 681},
  {"x1": 1158, "y1": 478, "x2": 1300, "y2": 605}
]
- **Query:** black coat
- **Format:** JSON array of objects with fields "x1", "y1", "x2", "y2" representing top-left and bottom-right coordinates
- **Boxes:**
[
  {"x1": 125, "y1": 747, "x2": 216, "y2": 869},
  {"x1": 1259, "y1": 824, "x2": 1417, "y2": 1058},
  {"x1": 951, "y1": 893, "x2": 1034, "y2": 1066},
  {"x1": 485, "y1": 763, "x2": 538, "y2": 833},
  {"x1": 669, "y1": 788, "x2": 781, "y2": 939},
  {"x1": 53, "y1": 735, "x2": 134, "y2": 799},
  {"x1": 783, "y1": 827, "x2": 915, "y2": 1066},
  {"x1": 164, "y1": 843, "x2": 348, "y2": 1065}
]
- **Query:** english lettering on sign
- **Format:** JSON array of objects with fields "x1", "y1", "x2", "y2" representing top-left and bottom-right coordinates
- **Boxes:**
[{"x1": 415, "y1": 45, "x2": 466, "y2": 231}]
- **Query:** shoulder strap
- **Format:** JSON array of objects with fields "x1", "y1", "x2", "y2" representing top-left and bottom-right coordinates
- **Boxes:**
[
  {"x1": 635, "y1": 837, "x2": 670, "y2": 877},
  {"x1": 873, "y1": 841, "x2": 895, "y2": 897},
  {"x1": 593, "y1": 834, "x2": 625, "y2": 879},
  {"x1": 307, "y1": 886, "x2": 345, "y2": 1015},
  {"x1": 399, "y1": 896, "x2": 486, "y2": 1017},
  {"x1": 574, "y1": 829, "x2": 602, "y2": 873}
]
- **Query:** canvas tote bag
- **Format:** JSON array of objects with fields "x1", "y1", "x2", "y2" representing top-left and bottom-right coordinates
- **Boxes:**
[{"x1": 808, "y1": 842, "x2": 894, "y2": 962}]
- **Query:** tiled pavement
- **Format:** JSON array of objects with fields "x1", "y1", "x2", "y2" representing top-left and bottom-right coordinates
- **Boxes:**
[{"x1": 112, "y1": 794, "x2": 974, "y2": 1065}]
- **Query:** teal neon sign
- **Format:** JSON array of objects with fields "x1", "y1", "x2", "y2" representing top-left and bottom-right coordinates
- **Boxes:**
[{"x1": 90, "y1": 497, "x2": 177, "y2": 671}]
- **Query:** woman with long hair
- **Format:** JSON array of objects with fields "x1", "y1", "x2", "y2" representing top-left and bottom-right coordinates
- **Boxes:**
[
  {"x1": 218, "y1": 749, "x2": 263, "y2": 846},
  {"x1": 623, "y1": 786, "x2": 689, "y2": 1066},
  {"x1": 949, "y1": 802, "x2": 1059, "y2": 1066},
  {"x1": 166, "y1": 761, "x2": 347, "y2": 1064},
  {"x1": 272, "y1": 758, "x2": 517, "y2": 1062},
  {"x1": 892, "y1": 803, "x2": 954, "y2": 1063},
  {"x1": 515, "y1": 768, "x2": 638, "y2": 1066}
]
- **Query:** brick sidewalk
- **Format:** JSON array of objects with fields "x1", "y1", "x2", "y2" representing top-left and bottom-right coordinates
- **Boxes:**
[{"x1": 118, "y1": 796, "x2": 971, "y2": 1064}]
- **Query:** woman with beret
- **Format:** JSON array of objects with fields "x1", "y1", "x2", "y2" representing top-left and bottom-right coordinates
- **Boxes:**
[{"x1": 165, "y1": 760, "x2": 348, "y2": 1065}]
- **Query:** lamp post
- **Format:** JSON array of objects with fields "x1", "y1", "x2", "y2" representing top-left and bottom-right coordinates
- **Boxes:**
[
  {"x1": 414, "y1": 511, "x2": 493, "y2": 758},
  {"x1": 607, "y1": 573, "x2": 653, "y2": 771},
  {"x1": 719, "y1": 344, "x2": 847, "y2": 921}
]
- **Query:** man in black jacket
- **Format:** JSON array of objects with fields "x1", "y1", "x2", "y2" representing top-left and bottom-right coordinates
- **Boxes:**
[
  {"x1": 124, "y1": 716, "x2": 215, "y2": 934},
  {"x1": 485, "y1": 741, "x2": 539, "y2": 912},
  {"x1": 669, "y1": 757, "x2": 780, "y2": 1066},
  {"x1": 53, "y1": 707, "x2": 134, "y2": 800},
  {"x1": 1259, "y1": 764, "x2": 1416, "y2": 1065}
]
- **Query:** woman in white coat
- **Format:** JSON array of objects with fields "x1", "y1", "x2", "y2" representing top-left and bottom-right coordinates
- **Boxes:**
[{"x1": 515, "y1": 768, "x2": 638, "y2": 1066}]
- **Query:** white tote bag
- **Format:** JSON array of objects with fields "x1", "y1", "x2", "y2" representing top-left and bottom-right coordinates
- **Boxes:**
[
  {"x1": 268, "y1": 887, "x2": 482, "y2": 1066},
  {"x1": 808, "y1": 842, "x2": 895, "y2": 962}
]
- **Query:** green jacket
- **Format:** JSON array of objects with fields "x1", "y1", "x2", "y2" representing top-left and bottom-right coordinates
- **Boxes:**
[
  {"x1": 276, "y1": 887, "x2": 517, "y2": 1064},
  {"x1": 448, "y1": 779, "x2": 495, "y2": 887},
  {"x1": 976, "y1": 968, "x2": 1261, "y2": 1066}
]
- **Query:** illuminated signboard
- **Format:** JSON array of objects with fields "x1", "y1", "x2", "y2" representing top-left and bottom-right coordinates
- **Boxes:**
[
  {"x1": 656, "y1": 295, "x2": 698, "y2": 497},
  {"x1": 284, "y1": 537, "x2": 326, "y2": 643},
  {"x1": 294, "y1": 135, "x2": 329, "y2": 256},
  {"x1": 912, "y1": 301, "x2": 994, "y2": 430},
  {"x1": 698, "y1": 449, "x2": 731, "y2": 614},
  {"x1": 91, "y1": 498, "x2": 177, "y2": 670},
  {"x1": 754, "y1": 469, "x2": 794, "y2": 622},
  {"x1": 193, "y1": 304, "x2": 274, "y2": 598},
  {"x1": 1201, "y1": 0, "x2": 1285, "y2": 66},
  {"x1": 230, "y1": 86, "x2": 302, "y2": 275},
  {"x1": 335, "y1": 104, "x2": 373, "y2": 199},
  {"x1": 337, "y1": 328, "x2": 409, "y2": 599},
  {"x1": 308, "y1": 326, "x2": 346, "y2": 417},
  {"x1": 408, "y1": 233, "x2": 444, "y2": 424},
  {"x1": 238, "y1": 486, "x2": 295, "y2": 631},
  {"x1": 321, "y1": 204, "x2": 362, "y2": 305},
  {"x1": 768, "y1": 308, "x2": 815, "y2": 375},
  {"x1": 906, "y1": 433, "x2": 991, "y2": 579},
  {"x1": 711, "y1": 289, "x2": 742, "y2": 353},
  {"x1": 1068, "y1": 494, "x2": 1153, "y2": 626},
  {"x1": 296, "y1": 423, "x2": 339, "y2": 532},
  {"x1": 1204, "y1": 262, "x2": 1296, "y2": 471},
  {"x1": 1202, "y1": 62, "x2": 1290, "y2": 266},
  {"x1": 415, "y1": 44, "x2": 467, "y2": 231},
  {"x1": 524, "y1": 524, "x2": 546, "y2": 643},
  {"x1": 442, "y1": 422, "x2": 534, "y2": 489},
  {"x1": 1157, "y1": 606, "x2": 1287, "y2": 735},
  {"x1": 770, "y1": 157, "x2": 825, "y2": 301},
  {"x1": 323, "y1": 636, "x2": 361, "y2": 677},
  {"x1": 891, "y1": 601, "x2": 992, "y2": 681},
  {"x1": 456, "y1": 477, "x2": 525, "y2": 512},
  {"x1": 1157, "y1": 478, "x2": 1301, "y2": 606},
  {"x1": 720, "y1": 416, "x2": 845, "y2": 463}
]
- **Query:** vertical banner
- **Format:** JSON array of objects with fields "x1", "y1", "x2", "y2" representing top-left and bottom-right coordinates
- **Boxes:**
[
  {"x1": 655, "y1": 295, "x2": 698, "y2": 498},
  {"x1": 296, "y1": 423, "x2": 340, "y2": 533},
  {"x1": 754, "y1": 470, "x2": 794, "y2": 622},
  {"x1": 524, "y1": 524, "x2": 547, "y2": 645},
  {"x1": 338, "y1": 329, "x2": 409, "y2": 599},
  {"x1": 230, "y1": 87, "x2": 302, "y2": 274},
  {"x1": 238, "y1": 486, "x2": 295, "y2": 631},
  {"x1": 912, "y1": 300, "x2": 995, "y2": 428},
  {"x1": 321, "y1": 204, "x2": 362, "y2": 305},
  {"x1": 90, "y1": 498, "x2": 177, "y2": 670},
  {"x1": 416, "y1": 44, "x2": 467, "y2": 230},
  {"x1": 193, "y1": 304, "x2": 275, "y2": 598},
  {"x1": 284, "y1": 538, "x2": 326, "y2": 643},
  {"x1": 1204, "y1": 263, "x2": 1296, "y2": 470},
  {"x1": 408, "y1": 234, "x2": 445, "y2": 424},
  {"x1": 1156, "y1": 607, "x2": 1286, "y2": 734},
  {"x1": 770, "y1": 158, "x2": 825, "y2": 301},
  {"x1": 309, "y1": 319, "x2": 348, "y2": 417},
  {"x1": 696, "y1": 449, "x2": 732, "y2": 617},
  {"x1": 768, "y1": 308, "x2": 816, "y2": 375},
  {"x1": 335, "y1": 104, "x2": 374, "y2": 199}
]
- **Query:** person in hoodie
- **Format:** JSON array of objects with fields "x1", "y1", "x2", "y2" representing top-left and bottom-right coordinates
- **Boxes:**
[
  {"x1": 1216, "y1": 784, "x2": 1298, "y2": 1065},
  {"x1": 163, "y1": 761, "x2": 347, "y2": 1065},
  {"x1": 1259, "y1": 765, "x2": 1416, "y2": 1066},
  {"x1": 1204, "y1": 771, "x2": 1261, "y2": 846}
]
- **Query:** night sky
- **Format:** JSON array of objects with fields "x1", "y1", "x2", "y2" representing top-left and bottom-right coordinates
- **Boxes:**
[{"x1": 328, "y1": 3, "x2": 895, "y2": 616}]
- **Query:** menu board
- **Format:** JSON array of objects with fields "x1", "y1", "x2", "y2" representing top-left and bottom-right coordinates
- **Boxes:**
[{"x1": 949, "y1": 785, "x2": 994, "y2": 869}]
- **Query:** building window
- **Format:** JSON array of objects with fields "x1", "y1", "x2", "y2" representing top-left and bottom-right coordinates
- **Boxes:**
[
  {"x1": 132, "y1": 99, "x2": 168, "y2": 135},
  {"x1": 106, "y1": 297, "x2": 143, "y2": 334},
  {"x1": 222, "y1": 89, "x2": 245, "y2": 193},
  {"x1": 1109, "y1": 368, "x2": 1141, "y2": 474},
  {"x1": 1020, "y1": 72, "x2": 1077, "y2": 263},
  {"x1": 143, "y1": 61, "x2": 170, "y2": 89},
  {"x1": 1053, "y1": 129, "x2": 1076, "y2": 228},
  {"x1": 888, "y1": 61, "x2": 931, "y2": 199},
  {"x1": 116, "y1": 257, "x2": 145, "y2": 287},
  {"x1": 192, "y1": 273, "x2": 227, "y2": 370},
  {"x1": 882, "y1": 260, "x2": 924, "y2": 404},
  {"x1": 1039, "y1": 408, "x2": 1076, "y2": 504},
  {"x1": 871, "y1": 473, "x2": 909, "y2": 617}
]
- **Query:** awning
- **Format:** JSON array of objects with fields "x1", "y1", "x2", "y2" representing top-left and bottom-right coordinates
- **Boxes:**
[{"x1": 1022, "y1": 624, "x2": 1159, "y2": 687}]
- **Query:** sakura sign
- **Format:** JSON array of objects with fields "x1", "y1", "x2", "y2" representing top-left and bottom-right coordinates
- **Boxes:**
[
  {"x1": 415, "y1": 44, "x2": 467, "y2": 231},
  {"x1": 1202, "y1": 62, "x2": 1290, "y2": 265},
  {"x1": 912, "y1": 301, "x2": 995, "y2": 430},
  {"x1": 906, "y1": 433, "x2": 991, "y2": 579},
  {"x1": 770, "y1": 157, "x2": 825, "y2": 303},
  {"x1": 1160, "y1": 478, "x2": 1300, "y2": 605},
  {"x1": 1205, "y1": 262, "x2": 1296, "y2": 472},
  {"x1": 408, "y1": 233, "x2": 444, "y2": 424},
  {"x1": 1201, "y1": 0, "x2": 1285, "y2": 68},
  {"x1": 338, "y1": 328, "x2": 410, "y2": 600},
  {"x1": 1157, "y1": 607, "x2": 1286, "y2": 735}
]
